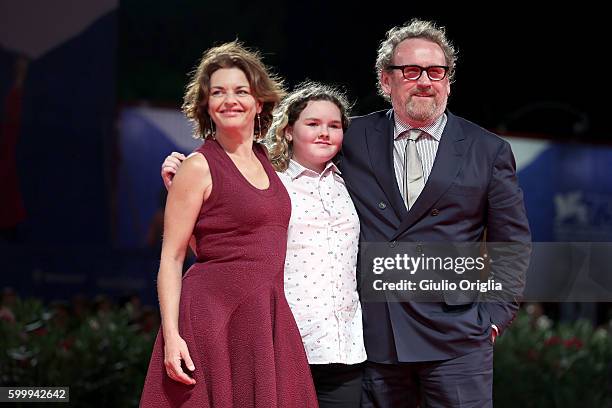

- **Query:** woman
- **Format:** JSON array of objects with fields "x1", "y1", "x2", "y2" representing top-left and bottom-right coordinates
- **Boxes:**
[
  {"x1": 141, "y1": 41, "x2": 318, "y2": 407},
  {"x1": 163, "y1": 82, "x2": 366, "y2": 407}
]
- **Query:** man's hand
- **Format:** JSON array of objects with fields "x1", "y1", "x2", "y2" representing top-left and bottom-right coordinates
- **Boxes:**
[{"x1": 162, "y1": 152, "x2": 186, "y2": 189}]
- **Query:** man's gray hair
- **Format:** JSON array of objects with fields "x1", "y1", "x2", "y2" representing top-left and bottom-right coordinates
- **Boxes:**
[{"x1": 375, "y1": 19, "x2": 458, "y2": 100}]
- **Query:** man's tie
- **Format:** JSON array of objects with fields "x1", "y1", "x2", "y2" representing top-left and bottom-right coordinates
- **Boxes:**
[{"x1": 404, "y1": 129, "x2": 424, "y2": 210}]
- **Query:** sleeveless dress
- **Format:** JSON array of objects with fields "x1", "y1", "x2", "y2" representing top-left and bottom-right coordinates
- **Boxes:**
[{"x1": 140, "y1": 140, "x2": 318, "y2": 407}]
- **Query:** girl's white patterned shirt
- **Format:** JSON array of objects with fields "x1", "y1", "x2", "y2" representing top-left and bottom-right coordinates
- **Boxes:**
[{"x1": 277, "y1": 159, "x2": 366, "y2": 364}]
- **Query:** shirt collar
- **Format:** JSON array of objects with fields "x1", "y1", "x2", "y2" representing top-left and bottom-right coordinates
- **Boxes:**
[
  {"x1": 285, "y1": 159, "x2": 341, "y2": 180},
  {"x1": 393, "y1": 112, "x2": 447, "y2": 142}
]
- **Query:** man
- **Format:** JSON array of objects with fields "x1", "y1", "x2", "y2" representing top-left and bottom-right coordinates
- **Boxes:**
[{"x1": 339, "y1": 19, "x2": 530, "y2": 407}]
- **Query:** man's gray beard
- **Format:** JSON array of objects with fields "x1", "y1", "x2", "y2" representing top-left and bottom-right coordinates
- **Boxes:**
[{"x1": 405, "y1": 99, "x2": 438, "y2": 123}]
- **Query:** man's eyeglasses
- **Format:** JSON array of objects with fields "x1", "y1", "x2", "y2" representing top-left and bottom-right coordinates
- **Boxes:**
[{"x1": 386, "y1": 65, "x2": 449, "y2": 81}]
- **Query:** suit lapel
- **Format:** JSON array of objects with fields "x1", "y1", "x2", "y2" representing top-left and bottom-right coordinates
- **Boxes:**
[
  {"x1": 366, "y1": 110, "x2": 409, "y2": 221},
  {"x1": 390, "y1": 112, "x2": 469, "y2": 241}
]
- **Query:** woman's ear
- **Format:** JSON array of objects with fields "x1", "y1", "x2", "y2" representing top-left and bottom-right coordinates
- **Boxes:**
[{"x1": 284, "y1": 127, "x2": 293, "y2": 142}]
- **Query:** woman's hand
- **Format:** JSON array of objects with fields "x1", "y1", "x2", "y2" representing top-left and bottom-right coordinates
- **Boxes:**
[{"x1": 163, "y1": 333, "x2": 196, "y2": 385}]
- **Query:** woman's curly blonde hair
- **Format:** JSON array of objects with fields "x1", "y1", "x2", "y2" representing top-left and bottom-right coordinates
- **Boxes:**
[
  {"x1": 182, "y1": 41, "x2": 285, "y2": 140},
  {"x1": 265, "y1": 81, "x2": 352, "y2": 172}
]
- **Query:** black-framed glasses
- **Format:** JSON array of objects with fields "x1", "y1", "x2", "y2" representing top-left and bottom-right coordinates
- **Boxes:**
[{"x1": 387, "y1": 65, "x2": 449, "y2": 81}]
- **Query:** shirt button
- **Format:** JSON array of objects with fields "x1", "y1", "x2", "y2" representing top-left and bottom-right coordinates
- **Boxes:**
[
  {"x1": 378, "y1": 201, "x2": 387, "y2": 210},
  {"x1": 431, "y1": 208, "x2": 440, "y2": 216}
]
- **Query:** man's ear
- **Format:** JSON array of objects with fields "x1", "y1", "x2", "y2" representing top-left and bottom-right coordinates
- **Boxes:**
[{"x1": 380, "y1": 71, "x2": 392, "y2": 95}]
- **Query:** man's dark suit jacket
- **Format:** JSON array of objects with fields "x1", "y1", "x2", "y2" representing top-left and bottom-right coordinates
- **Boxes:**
[{"x1": 338, "y1": 109, "x2": 531, "y2": 363}]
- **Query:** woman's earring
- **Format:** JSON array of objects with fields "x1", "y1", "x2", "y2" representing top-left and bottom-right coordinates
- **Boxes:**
[
  {"x1": 209, "y1": 117, "x2": 216, "y2": 140},
  {"x1": 256, "y1": 113, "x2": 262, "y2": 140}
]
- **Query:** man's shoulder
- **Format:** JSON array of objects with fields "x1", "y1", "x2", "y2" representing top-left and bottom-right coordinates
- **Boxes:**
[
  {"x1": 342, "y1": 110, "x2": 390, "y2": 152},
  {"x1": 348, "y1": 109, "x2": 390, "y2": 128},
  {"x1": 449, "y1": 112, "x2": 508, "y2": 149}
]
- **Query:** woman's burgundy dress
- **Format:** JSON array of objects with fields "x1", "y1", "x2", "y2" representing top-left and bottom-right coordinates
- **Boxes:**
[{"x1": 140, "y1": 141, "x2": 318, "y2": 407}]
